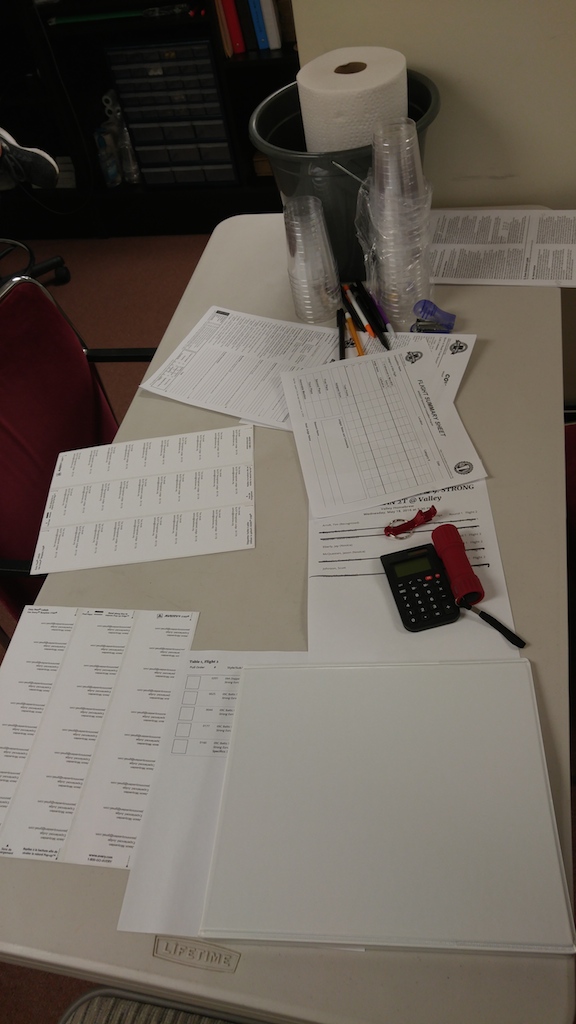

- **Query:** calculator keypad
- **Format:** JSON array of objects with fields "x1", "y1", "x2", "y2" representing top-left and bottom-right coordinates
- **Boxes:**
[{"x1": 396, "y1": 572, "x2": 459, "y2": 630}]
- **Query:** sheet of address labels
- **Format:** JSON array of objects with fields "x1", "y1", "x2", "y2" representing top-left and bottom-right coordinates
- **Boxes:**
[{"x1": 0, "y1": 605, "x2": 197, "y2": 867}]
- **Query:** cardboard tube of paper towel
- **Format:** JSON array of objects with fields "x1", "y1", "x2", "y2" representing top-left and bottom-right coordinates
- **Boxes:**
[{"x1": 296, "y1": 46, "x2": 408, "y2": 153}]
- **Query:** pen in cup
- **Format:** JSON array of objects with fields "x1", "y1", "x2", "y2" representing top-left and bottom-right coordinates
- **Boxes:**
[
  {"x1": 342, "y1": 284, "x2": 376, "y2": 339},
  {"x1": 348, "y1": 282, "x2": 391, "y2": 351},
  {"x1": 341, "y1": 300, "x2": 364, "y2": 357},
  {"x1": 364, "y1": 286, "x2": 396, "y2": 340}
]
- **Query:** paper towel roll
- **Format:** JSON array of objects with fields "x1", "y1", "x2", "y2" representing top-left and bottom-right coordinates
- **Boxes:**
[{"x1": 296, "y1": 46, "x2": 408, "y2": 153}]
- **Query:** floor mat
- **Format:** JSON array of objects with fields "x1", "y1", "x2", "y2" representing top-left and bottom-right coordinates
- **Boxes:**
[{"x1": 58, "y1": 989, "x2": 267, "y2": 1024}]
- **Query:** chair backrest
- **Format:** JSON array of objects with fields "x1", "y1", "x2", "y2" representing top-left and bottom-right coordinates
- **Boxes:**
[{"x1": 0, "y1": 276, "x2": 118, "y2": 618}]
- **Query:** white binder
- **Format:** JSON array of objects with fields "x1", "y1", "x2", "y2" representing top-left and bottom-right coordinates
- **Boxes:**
[{"x1": 200, "y1": 660, "x2": 576, "y2": 953}]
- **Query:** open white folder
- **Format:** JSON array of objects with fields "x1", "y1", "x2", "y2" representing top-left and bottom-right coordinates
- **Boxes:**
[{"x1": 200, "y1": 660, "x2": 575, "y2": 954}]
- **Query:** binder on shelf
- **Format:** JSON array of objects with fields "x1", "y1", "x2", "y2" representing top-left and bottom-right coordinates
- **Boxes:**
[
  {"x1": 260, "y1": 0, "x2": 282, "y2": 49},
  {"x1": 248, "y1": 0, "x2": 270, "y2": 49},
  {"x1": 275, "y1": 0, "x2": 296, "y2": 44},
  {"x1": 200, "y1": 660, "x2": 576, "y2": 954},
  {"x1": 220, "y1": 0, "x2": 246, "y2": 54},
  {"x1": 235, "y1": 0, "x2": 259, "y2": 51},
  {"x1": 215, "y1": 0, "x2": 234, "y2": 57}
]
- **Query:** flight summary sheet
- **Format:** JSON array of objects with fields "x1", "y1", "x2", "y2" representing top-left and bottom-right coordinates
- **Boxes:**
[{"x1": 281, "y1": 346, "x2": 486, "y2": 518}]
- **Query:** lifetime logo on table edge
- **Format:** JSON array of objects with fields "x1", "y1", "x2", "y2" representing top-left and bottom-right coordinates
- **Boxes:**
[{"x1": 153, "y1": 936, "x2": 241, "y2": 972}]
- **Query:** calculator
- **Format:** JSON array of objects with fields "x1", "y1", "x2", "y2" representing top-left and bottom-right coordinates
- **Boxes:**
[{"x1": 380, "y1": 544, "x2": 460, "y2": 632}]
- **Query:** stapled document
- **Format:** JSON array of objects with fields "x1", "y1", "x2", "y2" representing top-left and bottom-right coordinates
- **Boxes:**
[{"x1": 430, "y1": 209, "x2": 576, "y2": 285}]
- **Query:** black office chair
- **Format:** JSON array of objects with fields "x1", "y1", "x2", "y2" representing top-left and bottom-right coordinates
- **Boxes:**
[
  {"x1": 0, "y1": 236, "x2": 71, "y2": 287},
  {"x1": 0, "y1": 274, "x2": 156, "y2": 648}
]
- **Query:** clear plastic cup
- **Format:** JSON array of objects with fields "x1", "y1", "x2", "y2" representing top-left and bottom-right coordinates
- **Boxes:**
[
  {"x1": 372, "y1": 117, "x2": 425, "y2": 202},
  {"x1": 375, "y1": 242, "x2": 431, "y2": 332},
  {"x1": 375, "y1": 189, "x2": 431, "y2": 246},
  {"x1": 283, "y1": 196, "x2": 340, "y2": 323},
  {"x1": 368, "y1": 122, "x2": 432, "y2": 331}
]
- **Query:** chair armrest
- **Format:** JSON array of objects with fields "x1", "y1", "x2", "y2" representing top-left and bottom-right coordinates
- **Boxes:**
[
  {"x1": 86, "y1": 348, "x2": 156, "y2": 363},
  {"x1": 0, "y1": 558, "x2": 33, "y2": 574}
]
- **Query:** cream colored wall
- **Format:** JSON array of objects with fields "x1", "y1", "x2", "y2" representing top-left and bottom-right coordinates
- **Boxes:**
[{"x1": 291, "y1": 0, "x2": 576, "y2": 210}]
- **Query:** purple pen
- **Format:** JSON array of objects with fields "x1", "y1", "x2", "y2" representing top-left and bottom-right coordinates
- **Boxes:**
[{"x1": 367, "y1": 289, "x2": 396, "y2": 339}]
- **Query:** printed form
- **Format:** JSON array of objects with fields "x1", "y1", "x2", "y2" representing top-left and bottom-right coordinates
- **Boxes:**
[
  {"x1": 0, "y1": 606, "x2": 198, "y2": 867},
  {"x1": 359, "y1": 333, "x2": 476, "y2": 403},
  {"x1": 307, "y1": 479, "x2": 519, "y2": 663},
  {"x1": 140, "y1": 301, "x2": 475, "y2": 429},
  {"x1": 118, "y1": 650, "x2": 307, "y2": 936},
  {"x1": 281, "y1": 346, "x2": 486, "y2": 519},
  {"x1": 430, "y1": 209, "x2": 576, "y2": 285},
  {"x1": 140, "y1": 306, "x2": 339, "y2": 428},
  {"x1": 31, "y1": 426, "x2": 254, "y2": 575}
]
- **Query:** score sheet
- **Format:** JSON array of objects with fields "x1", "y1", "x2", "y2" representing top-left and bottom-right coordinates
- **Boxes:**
[
  {"x1": 140, "y1": 306, "x2": 338, "y2": 429},
  {"x1": 307, "y1": 479, "x2": 518, "y2": 663},
  {"x1": 281, "y1": 347, "x2": 486, "y2": 518},
  {"x1": 119, "y1": 649, "x2": 308, "y2": 936}
]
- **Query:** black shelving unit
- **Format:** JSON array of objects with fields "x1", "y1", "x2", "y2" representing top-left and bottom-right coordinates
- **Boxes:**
[{"x1": 0, "y1": 0, "x2": 299, "y2": 239}]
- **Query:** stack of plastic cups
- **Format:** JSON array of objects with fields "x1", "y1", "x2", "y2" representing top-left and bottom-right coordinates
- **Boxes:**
[
  {"x1": 283, "y1": 195, "x2": 340, "y2": 324},
  {"x1": 370, "y1": 117, "x2": 432, "y2": 332}
]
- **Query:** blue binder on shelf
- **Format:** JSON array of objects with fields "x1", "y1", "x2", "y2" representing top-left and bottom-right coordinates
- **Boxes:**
[{"x1": 248, "y1": 0, "x2": 270, "y2": 49}]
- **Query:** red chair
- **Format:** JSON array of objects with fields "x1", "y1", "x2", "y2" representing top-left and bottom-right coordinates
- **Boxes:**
[
  {"x1": 564, "y1": 424, "x2": 576, "y2": 774},
  {"x1": 0, "y1": 275, "x2": 154, "y2": 646}
]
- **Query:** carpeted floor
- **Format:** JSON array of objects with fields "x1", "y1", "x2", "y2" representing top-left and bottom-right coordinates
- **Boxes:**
[{"x1": 18, "y1": 234, "x2": 212, "y2": 424}]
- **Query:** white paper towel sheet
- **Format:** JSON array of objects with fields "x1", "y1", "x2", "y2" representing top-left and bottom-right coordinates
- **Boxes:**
[{"x1": 296, "y1": 46, "x2": 408, "y2": 153}]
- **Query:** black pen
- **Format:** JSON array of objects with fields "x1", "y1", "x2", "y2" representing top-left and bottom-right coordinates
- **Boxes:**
[
  {"x1": 362, "y1": 284, "x2": 396, "y2": 341},
  {"x1": 350, "y1": 282, "x2": 390, "y2": 350},
  {"x1": 340, "y1": 286, "x2": 364, "y2": 334},
  {"x1": 337, "y1": 307, "x2": 346, "y2": 360}
]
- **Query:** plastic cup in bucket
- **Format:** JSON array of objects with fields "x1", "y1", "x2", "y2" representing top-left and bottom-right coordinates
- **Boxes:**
[
  {"x1": 249, "y1": 70, "x2": 440, "y2": 282},
  {"x1": 284, "y1": 195, "x2": 340, "y2": 323}
]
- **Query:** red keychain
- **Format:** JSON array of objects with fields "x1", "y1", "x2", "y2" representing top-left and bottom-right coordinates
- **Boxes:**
[{"x1": 384, "y1": 505, "x2": 437, "y2": 538}]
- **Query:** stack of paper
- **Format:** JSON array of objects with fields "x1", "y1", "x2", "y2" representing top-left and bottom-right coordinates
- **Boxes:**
[
  {"x1": 198, "y1": 661, "x2": 575, "y2": 954},
  {"x1": 280, "y1": 343, "x2": 485, "y2": 518}
]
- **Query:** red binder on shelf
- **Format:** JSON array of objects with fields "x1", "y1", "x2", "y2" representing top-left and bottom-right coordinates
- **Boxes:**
[{"x1": 220, "y1": 0, "x2": 246, "y2": 54}]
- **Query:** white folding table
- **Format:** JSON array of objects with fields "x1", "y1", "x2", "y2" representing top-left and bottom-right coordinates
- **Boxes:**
[{"x1": 1, "y1": 214, "x2": 573, "y2": 1024}]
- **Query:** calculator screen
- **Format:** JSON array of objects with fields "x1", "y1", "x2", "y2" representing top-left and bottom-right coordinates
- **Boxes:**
[{"x1": 393, "y1": 554, "x2": 432, "y2": 578}]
